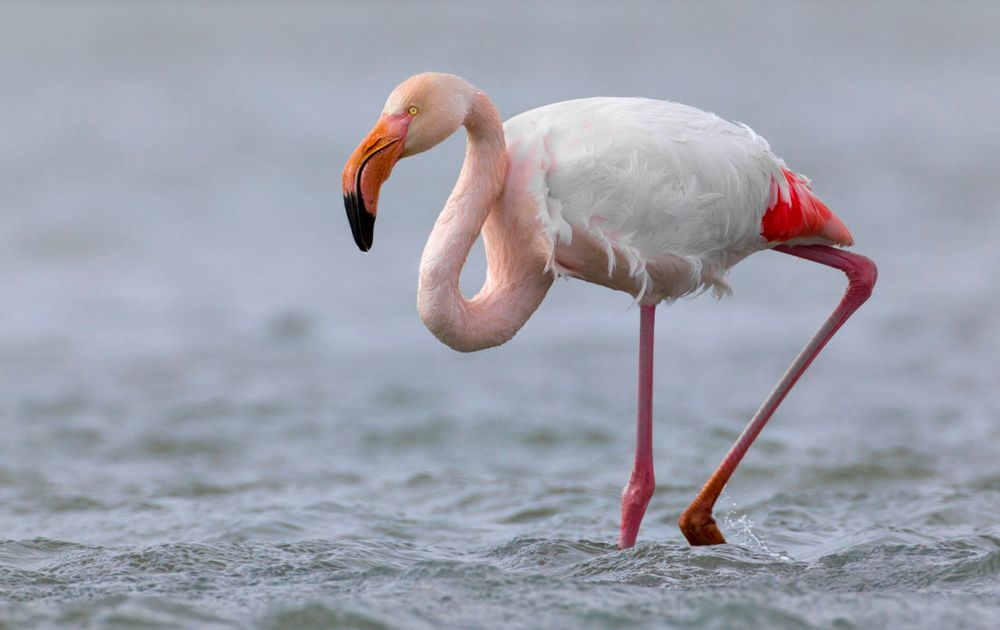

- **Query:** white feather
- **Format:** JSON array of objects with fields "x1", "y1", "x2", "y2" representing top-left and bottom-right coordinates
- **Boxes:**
[{"x1": 502, "y1": 97, "x2": 789, "y2": 302}]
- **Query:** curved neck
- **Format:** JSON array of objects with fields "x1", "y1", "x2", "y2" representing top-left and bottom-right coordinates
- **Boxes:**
[{"x1": 417, "y1": 91, "x2": 553, "y2": 352}]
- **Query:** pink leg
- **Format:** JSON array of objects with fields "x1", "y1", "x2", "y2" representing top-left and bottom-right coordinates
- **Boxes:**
[
  {"x1": 679, "y1": 244, "x2": 877, "y2": 545},
  {"x1": 619, "y1": 304, "x2": 657, "y2": 549}
]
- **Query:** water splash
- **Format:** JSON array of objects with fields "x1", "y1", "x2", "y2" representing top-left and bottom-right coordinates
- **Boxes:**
[{"x1": 718, "y1": 492, "x2": 794, "y2": 562}]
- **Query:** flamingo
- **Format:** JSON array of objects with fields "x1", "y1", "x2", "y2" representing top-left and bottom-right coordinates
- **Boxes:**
[{"x1": 342, "y1": 72, "x2": 876, "y2": 549}]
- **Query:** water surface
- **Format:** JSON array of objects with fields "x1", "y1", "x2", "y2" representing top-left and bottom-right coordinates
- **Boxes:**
[{"x1": 1, "y1": 2, "x2": 998, "y2": 628}]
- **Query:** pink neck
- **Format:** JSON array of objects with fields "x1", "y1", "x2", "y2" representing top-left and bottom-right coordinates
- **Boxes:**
[{"x1": 417, "y1": 91, "x2": 553, "y2": 351}]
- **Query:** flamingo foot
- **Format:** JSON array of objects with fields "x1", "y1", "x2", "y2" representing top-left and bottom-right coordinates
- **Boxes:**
[{"x1": 678, "y1": 506, "x2": 727, "y2": 546}]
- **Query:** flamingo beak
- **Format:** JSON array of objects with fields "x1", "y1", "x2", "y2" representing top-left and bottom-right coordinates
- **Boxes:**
[{"x1": 342, "y1": 113, "x2": 410, "y2": 252}]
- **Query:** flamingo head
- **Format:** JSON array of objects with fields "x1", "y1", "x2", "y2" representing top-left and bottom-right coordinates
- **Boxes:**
[{"x1": 342, "y1": 72, "x2": 476, "y2": 251}]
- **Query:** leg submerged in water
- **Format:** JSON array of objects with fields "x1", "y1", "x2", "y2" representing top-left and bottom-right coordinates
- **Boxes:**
[
  {"x1": 618, "y1": 304, "x2": 657, "y2": 550},
  {"x1": 679, "y1": 245, "x2": 877, "y2": 546}
]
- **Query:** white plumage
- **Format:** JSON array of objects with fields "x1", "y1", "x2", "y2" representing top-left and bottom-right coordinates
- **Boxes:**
[{"x1": 503, "y1": 97, "x2": 792, "y2": 302}]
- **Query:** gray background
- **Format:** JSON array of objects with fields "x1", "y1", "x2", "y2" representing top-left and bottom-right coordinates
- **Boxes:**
[{"x1": 1, "y1": 2, "x2": 998, "y2": 628}]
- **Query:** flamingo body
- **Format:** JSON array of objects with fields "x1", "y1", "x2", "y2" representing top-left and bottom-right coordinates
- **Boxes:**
[{"x1": 501, "y1": 97, "x2": 853, "y2": 303}]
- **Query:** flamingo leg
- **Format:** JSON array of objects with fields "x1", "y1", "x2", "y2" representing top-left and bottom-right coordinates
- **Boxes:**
[
  {"x1": 619, "y1": 304, "x2": 657, "y2": 549},
  {"x1": 679, "y1": 244, "x2": 877, "y2": 546}
]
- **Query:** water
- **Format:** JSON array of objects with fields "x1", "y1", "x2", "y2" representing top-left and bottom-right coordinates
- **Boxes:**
[{"x1": 1, "y1": 2, "x2": 999, "y2": 628}]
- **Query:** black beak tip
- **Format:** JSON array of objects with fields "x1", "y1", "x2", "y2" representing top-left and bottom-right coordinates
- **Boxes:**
[{"x1": 344, "y1": 192, "x2": 375, "y2": 252}]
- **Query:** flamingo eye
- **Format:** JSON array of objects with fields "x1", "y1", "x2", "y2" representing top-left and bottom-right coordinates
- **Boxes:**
[{"x1": 407, "y1": 105, "x2": 420, "y2": 116}]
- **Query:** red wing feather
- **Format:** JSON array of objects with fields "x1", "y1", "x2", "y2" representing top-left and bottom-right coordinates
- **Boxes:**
[{"x1": 761, "y1": 169, "x2": 853, "y2": 246}]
